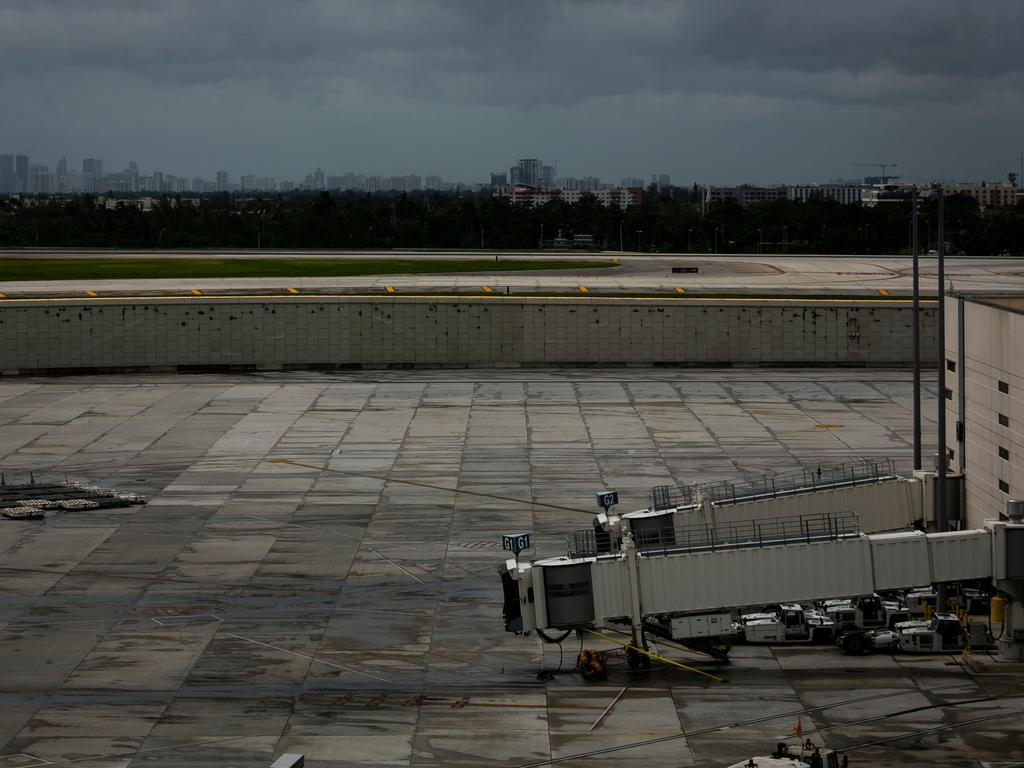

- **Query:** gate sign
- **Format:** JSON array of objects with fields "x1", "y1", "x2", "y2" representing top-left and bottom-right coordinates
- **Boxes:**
[
  {"x1": 596, "y1": 490, "x2": 619, "y2": 510},
  {"x1": 502, "y1": 533, "x2": 531, "y2": 554}
]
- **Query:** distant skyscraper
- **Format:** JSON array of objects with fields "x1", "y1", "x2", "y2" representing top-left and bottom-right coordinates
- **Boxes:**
[
  {"x1": 56, "y1": 158, "x2": 68, "y2": 177},
  {"x1": 15, "y1": 155, "x2": 29, "y2": 194},
  {"x1": 425, "y1": 175, "x2": 443, "y2": 190},
  {"x1": 216, "y1": 170, "x2": 229, "y2": 192},
  {"x1": 0, "y1": 155, "x2": 13, "y2": 194},
  {"x1": 621, "y1": 177, "x2": 644, "y2": 188},
  {"x1": 541, "y1": 165, "x2": 555, "y2": 188},
  {"x1": 82, "y1": 158, "x2": 103, "y2": 184},
  {"x1": 514, "y1": 159, "x2": 542, "y2": 187},
  {"x1": 490, "y1": 172, "x2": 507, "y2": 187}
]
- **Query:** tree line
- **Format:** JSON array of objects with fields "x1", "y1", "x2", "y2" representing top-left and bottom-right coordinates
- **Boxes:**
[{"x1": 0, "y1": 188, "x2": 1021, "y2": 255}]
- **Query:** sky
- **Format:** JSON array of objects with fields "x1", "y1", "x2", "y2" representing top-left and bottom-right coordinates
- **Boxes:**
[{"x1": 2, "y1": 0, "x2": 1023, "y2": 186}]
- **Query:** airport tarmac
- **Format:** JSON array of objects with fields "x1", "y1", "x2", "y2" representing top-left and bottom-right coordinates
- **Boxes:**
[
  {"x1": 1, "y1": 251, "x2": 1024, "y2": 298},
  {"x1": 0, "y1": 369, "x2": 1022, "y2": 767}
]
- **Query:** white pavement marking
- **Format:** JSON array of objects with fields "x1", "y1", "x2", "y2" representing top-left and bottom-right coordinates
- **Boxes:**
[{"x1": 222, "y1": 632, "x2": 390, "y2": 683}]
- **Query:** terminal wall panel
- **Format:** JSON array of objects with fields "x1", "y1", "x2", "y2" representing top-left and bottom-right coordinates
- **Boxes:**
[
  {"x1": 928, "y1": 529, "x2": 992, "y2": 583},
  {"x1": 868, "y1": 531, "x2": 931, "y2": 589},
  {"x1": 636, "y1": 538, "x2": 874, "y2": 615},
  {"x1": 0, "y1": 299, "x2": 936, "y2": 373}
]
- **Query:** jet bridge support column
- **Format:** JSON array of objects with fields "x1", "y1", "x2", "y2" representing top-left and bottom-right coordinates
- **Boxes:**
[
  {"x1": 992, "y1": 500, "x2": 1024, "y2": 661},
  {"x1": 623, "y1": 532, "x2": 645, "y2": 649}
]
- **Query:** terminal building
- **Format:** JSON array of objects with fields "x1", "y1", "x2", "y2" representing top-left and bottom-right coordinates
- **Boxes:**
[{"x1": 945, "y1": 292, "x2": 1024, "y2": 529}]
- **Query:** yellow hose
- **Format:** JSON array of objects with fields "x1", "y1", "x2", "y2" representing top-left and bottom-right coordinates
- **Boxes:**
[{"x1": 583, "y1": 628, "x2": 723, "y2": 683}]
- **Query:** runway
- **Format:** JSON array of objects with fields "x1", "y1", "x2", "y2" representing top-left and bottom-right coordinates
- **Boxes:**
[{"x1": 0, "y1": 250, "x2": 1022, "y2": 300}]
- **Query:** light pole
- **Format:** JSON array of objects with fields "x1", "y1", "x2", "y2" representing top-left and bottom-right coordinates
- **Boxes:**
[
  {"x1": 783, "y1": 225, "x2": 788, "y2": 255},
  {"x1": 714, "y1": 227, "x2": 719, "y2": 254},
  {"x1": 619, "y1": 222, "x2": 623, "y2": 252},
  {"x1": 687, "y1": 228, "x2": 692, "y2": 252},
  {"x1": 157, "y1": 227, "x2": 167, "y2": 248},
  {"x1": 758, "y1": 228, "x2": 763, "y2": 254},
  {"x1": 911, "y1": 186, "x2": 921, "y2": 471},
  {"x1": 935, "y1": 188, "x2": 948, "y2": 613},
  {"x1": 636, "y1": 230, "x2": 642, "y2": 253}
]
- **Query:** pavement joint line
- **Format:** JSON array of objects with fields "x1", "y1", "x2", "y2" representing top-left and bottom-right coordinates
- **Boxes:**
[
  {"x1": 221, "y1": 632, "x2": 391, "y2": 683},
  {"x1": 365, "y1": 546, "x2": 428, "y2": 584}
]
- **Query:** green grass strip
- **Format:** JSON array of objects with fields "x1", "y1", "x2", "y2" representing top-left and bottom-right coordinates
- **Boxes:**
[{"x1": 0, "y1": 257, "x2": 614, "y2": 281}]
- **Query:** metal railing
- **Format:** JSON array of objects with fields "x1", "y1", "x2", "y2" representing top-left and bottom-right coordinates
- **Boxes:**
[
  {"x1": 648, "y1": 457, "x2": 896, "y2": 512},
  {"x1": 567, "y1": 510, "x2": 860, "y2": 559}
]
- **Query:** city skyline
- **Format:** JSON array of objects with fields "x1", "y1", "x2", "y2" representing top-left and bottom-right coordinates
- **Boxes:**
[{"x1": 1, "y1": 2, "x2": 1023, "y2": 185}]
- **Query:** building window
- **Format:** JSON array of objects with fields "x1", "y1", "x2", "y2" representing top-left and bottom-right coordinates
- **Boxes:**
[
  {"x1": 946, "y1": 359, "x2": 956, "y2": 372},
  {"x1": 944, "y1": 388, "x2": 953, "y2": 401},
  {"x1": 999, "y1": 446, "x2": 1010, "y2": 460},
  {"x1": 999, "y1": 413, "x2": 1010, "y2": 427},
  {"x1": 999, "y1": 380, "x2": 1009, "y2": 394},
  {"x1": 999, "y1": 479, "x2": 1010, "y2": 494}
]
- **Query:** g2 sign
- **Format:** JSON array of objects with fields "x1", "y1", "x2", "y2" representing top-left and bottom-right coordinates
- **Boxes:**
[
  {"x1": 502, "y1": 533, "x2": 531, "y2": 554},
  {"x1": 595, "y1": 490, "x2": 619, "y2": 510}
]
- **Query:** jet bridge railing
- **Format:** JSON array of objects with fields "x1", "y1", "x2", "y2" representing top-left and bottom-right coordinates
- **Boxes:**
[
  {"x1": 567, "y1": 510, "x2": 860, "y2": 559},
  {"x1": 648, "y1": 457, "x2": 896, "y2": 511}
]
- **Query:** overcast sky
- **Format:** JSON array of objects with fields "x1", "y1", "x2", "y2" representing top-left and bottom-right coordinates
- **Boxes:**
[{"x1": 2, "y1": 0, "x2": 1023, "y2": 185}]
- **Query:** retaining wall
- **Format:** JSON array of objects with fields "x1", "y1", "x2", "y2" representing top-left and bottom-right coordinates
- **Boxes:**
[{"x1": 0, "y1": 297, "x2": 937, "y2": 374}]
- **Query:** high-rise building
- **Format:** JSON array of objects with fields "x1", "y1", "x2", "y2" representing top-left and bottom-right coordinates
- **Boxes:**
[
  {"x1": 216, "y1": 170, "x2": 229, "y2": 192},
  {"x1": 0, "y1": 155, "x2": 13, "y2": 194},
  {"x1": 151, "y1": 171, "x2": 164, "y2": 192},
  {"x1": 513, "y1": 159, "x2": 542, "y2": 187},
  {"x1": 82, "y1": 158, "x2": 103, "y2": 185},
  {"x1": 490, "y1": 172, "x2": 507, "y2": 187},
  {"x1": 541, "y1": 165, "x2": 555, "y2": 188},
  {"x1": 15, "y1": 155, "x2": 29, "y2": 194},
  {"x1": 425, "y1": 175, "x2": 444, "y2": 190},
  {"x1": 621, "y1": 177, "x2": 644, "y2": 188}
]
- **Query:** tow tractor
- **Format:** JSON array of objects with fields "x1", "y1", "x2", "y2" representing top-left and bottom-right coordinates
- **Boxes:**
[
  {"x1": 735, "y1": 604, "x2": 836, "y2": 644},
  {"x1": 727, "y1": 741, "x2": 845, "y2": 768},
  {"x1": 821, "y1": 595, "x2": 909, "y2": 631},
  {"x1": 837, "y1": 612, "x2": 966, "y2": 655}
]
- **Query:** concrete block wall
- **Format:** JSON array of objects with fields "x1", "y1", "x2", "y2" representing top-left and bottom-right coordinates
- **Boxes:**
[{"x1": 0, "y1": 297, "x2": 937, "y2": 374}]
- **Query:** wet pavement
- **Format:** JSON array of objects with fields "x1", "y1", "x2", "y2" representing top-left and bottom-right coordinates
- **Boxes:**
[{"x1": 0, "y1": 369, "x2": 1021, "y2": 766}]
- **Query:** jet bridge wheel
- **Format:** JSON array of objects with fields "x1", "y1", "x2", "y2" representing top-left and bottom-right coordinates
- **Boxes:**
[{"x1": 626, "y1": 647, "x2": 653, "y2": 671}]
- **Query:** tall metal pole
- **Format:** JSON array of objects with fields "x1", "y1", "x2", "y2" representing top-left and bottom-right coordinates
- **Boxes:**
[
  {"x1": 912, "y1": 187, "x2": 922, "y2": 470},
  {"x1": 935, "y1": 188, "x2": 948, "y2": 612}
]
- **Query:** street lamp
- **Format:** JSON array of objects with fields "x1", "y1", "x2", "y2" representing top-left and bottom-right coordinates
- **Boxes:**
[
  {"x1": 636, "y1": 230, "x2": 643, "y2": 252},
  {"x1": 157, "y1": 227, "x2": 167, "y2": 248},
  {"x1": 758, "y1": 228, "x2": 763, "y2": 254},
  {"x1": 687, "y1": 228, "x2": 693, "y2": 252},
  {"x1": 782, "y1": 225, "x2": 788, "y2": 255},
  {"x1": 714, "y1": 227, "x2": 719, "y2": 254}
]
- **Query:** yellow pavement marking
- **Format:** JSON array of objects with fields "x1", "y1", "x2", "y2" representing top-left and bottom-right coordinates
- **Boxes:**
[
  {"x1": 385, "y1": 286, "x2": 396, "y2": 294},
  {"x1": 815, "y1": 423, "x2": 845, "y2": 429},
  {"x1": 675, "y1": 287, "x2": 686, "y2": 294},
  {"x1": 286, "y1": 287, "x2": 299, "y2": 294},
  {"x1": 0, "y1": 293, "x2": 938, "y2": 305},
  {"x1": 190, "y1": 289, "x2": 202, "y2": 295},
  {"x1": 578, "y1": 285, "x2": 589, "y2": 293},
  {"x1": 481, "y1": 286, "x2": 493, "y2": 293},
  {"x1": 877, "y1": 288, "x2": 889, "y2": 296},
  {"x1": 0, "y1": 293, "x2": 5, "y2": 298},
  {"x1": 84, "y1": 290, "x2": 97, "y2": 296}
]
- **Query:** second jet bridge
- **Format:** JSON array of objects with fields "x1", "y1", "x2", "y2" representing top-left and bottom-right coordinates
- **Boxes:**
[{"x1": 510, "y1": 511, "x2": 997, "y2": 636}]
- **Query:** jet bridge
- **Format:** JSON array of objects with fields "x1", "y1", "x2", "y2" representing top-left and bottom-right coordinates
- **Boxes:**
[
  {"x1": 593, "y1": 458, "x2": 960, "y2": 550},
  {"x1": 502, "y1": 502, "x2": 1024, "y2": 662}
]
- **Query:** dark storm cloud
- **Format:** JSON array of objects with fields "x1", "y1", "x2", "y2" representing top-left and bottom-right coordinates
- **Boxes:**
[{"x1": 1, "y1": 1, "x2": 1022, "y2": 182}]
